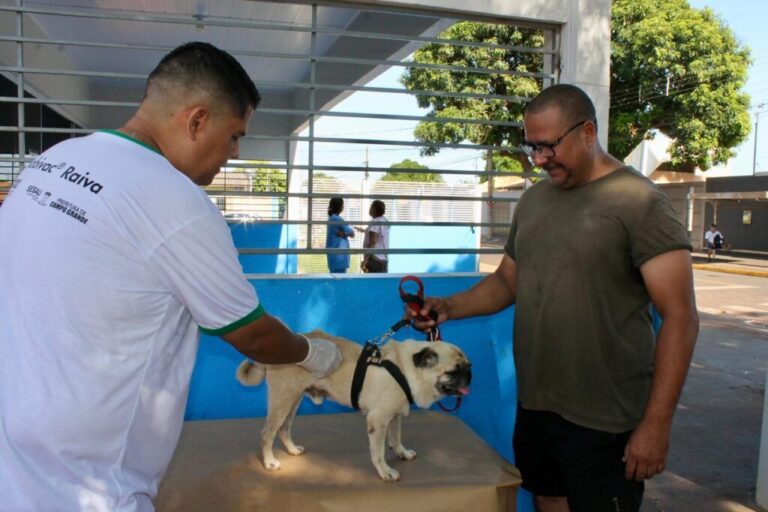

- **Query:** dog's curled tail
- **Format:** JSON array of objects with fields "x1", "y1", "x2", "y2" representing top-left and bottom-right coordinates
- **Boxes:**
[{"x1": 236, "y1": 360, "x2": 266, "y2": 386}]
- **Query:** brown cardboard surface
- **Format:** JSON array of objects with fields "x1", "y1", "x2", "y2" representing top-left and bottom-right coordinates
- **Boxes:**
[{"x1": 157, "y1": 410, "x2": 521, "y2": 512}]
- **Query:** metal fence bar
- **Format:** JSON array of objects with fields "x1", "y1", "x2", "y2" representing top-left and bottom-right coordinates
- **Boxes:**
[
  {"x1": 227, "y1": 219, "x2": 516, "y2": 227},
  {"x1": 0, "y1": 97, "x2": 523, "y2": 128},
  {"x1": 0, "y1": 126, "x2": 524, "y2": 153},
  {"x1": 0, "y1": 4, "x2": 556, "y2": 55},
  {"x1": 0, "y1": 155, "x2": 537, "y2": 179},
  {"x1": 237, "y1": 247, "x2": 505, "y2": 255}
]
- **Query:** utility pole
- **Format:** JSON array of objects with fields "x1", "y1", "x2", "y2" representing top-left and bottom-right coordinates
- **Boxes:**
[
  {"x1": 754, "y1": 104, "x2": 765, "y2": 175},
  {"x1": 364, "y1": 146, "x2": 369, "y2": 180}
]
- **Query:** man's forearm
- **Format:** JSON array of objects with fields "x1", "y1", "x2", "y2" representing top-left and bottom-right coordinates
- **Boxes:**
[{"x1": 641, "y1": 309, "x2": 699, "y2": 427}]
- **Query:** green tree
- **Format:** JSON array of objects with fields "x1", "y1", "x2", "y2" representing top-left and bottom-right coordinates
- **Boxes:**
[
  {"x1": 400, "y1": 22, "x2": 544, "y2": 173},
  {"x1": 401, "y1": 5, "x2": 752, "y2": 172},
  {"x1": 381, "y1": 159, "x2": 444, "y2": 182},
  {"x1": 610, "y1": 0, "x2": 751, "y2": 170}
]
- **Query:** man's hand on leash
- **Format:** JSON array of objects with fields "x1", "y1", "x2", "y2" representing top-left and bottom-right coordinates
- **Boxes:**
[
  {"x1": 407, "y1": 297, "x2": 449, "y2": 332},
  {"x1": 298, "y1": 336, "x2": 343, "y2": 377}
]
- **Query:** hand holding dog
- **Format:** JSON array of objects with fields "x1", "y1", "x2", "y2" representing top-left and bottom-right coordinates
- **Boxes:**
[{"x1": 298, "y1": 336, "x2": 343, "y2": 377}]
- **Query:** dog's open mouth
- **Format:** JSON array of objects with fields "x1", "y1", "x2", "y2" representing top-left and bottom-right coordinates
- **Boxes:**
[{"x1": 438, "y1": 383, "x2": 471, "y2": 396}]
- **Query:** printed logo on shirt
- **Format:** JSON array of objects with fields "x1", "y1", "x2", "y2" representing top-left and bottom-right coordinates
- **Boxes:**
[
  {"x1": 26, "y1": 156, "x2": 67, "y2": 174},
  {"x1": 49, "y1": 197, "x2": 89, "y2": 225},
  {"x1": 37, "y1": 191, "x2": 52, "y2": 206},
  {"x1": 25, "y1": 184, "x2": 42, "y2": 200},
  {"x1": 27, "y1": 156, "x2": 104, "y2": 194}
]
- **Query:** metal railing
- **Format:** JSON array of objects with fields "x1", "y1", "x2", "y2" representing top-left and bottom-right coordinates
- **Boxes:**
[{"x1": 0, "y1": 0, "x2": 559, "y2": 269}]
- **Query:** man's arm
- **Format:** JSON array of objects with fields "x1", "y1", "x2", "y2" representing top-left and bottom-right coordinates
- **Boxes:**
[
  {"x1": 365, "y1": 230, "x2": 378, "y2": 247},
  {"x1": 222, "y1": 313, "x2": 309, "y2": 363},
  {"x1": 411, "y1": 253, "x2": 518, "y2": 328},
  {"x1": 624, "y1": 249, "x2": 699, "y2": 481}
]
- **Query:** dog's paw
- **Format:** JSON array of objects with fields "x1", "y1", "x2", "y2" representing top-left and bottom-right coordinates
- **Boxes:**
[
  {"x1": 396, "y1": 447, "x2": 417, "y2": 461},
  {"x1": 263, "y1": 458, "x2": 282, "y2": 471},
  {"x1": 286, "y1": 445, "x2": 305, "y2": 456},
  {"x1": 378, "y1": 466, "x2": 401, "y2": 482}
]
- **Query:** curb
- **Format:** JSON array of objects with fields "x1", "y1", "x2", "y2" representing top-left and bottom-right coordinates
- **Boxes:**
[{"x1": 692, "y1": 263, "x2": 768, "y2": 278}]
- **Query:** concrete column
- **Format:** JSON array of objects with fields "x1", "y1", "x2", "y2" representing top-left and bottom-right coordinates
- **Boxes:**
[
  {"x1": 757, "y1": 371, "x2": 768, "y2": 508},
  {"x1": 559, "y1": 0, "x2": 612, "y2": 149}
]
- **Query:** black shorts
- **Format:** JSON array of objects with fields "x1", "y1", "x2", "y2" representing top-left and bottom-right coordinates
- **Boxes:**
[{"x1": 513, "y1": 404, "x2": 644, "y2": 512}]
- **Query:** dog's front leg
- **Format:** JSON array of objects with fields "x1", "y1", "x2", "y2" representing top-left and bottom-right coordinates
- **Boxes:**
[
  {"x1": 386, "y1": 414, "x2": 416, "y2": 461},
  {"x1": 366, "y1": 412, "x2": 400, "y2": 482}
]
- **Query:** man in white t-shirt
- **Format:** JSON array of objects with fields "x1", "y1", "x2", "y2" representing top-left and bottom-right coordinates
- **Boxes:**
[
  {"x1": 358, "y1": 200, "x2": 390, "y2": 273},
  {"x1": 704, "y1": 223, "x2": 724, "y2": 262},
  {"x1": 0, "y1": 43, "x2": 341, "y2": 512}
]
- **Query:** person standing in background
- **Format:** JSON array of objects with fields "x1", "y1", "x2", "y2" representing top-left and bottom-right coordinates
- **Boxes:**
[
  {"x1": 704, "y1": 223, "x2": 724, "y2": 262},
  {"x1": 325, "y1": 196, "x2": 354, "y2": 273},
  {"x1": 358, "y1": 199, "x2": 389, "y2": 273}
]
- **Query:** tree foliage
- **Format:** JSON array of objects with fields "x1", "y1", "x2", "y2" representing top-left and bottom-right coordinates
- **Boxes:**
[
  {"x1": 401, "y1": 4, "x2": 752, "y2": 172},
  {"x1": 381, "y1": 159, "x2": 444, "y2": 183},
  {"x1": 400, "y1": 22, "x2": 544, "y2": 171},
  {"x1": 610, "y1": 0, "x2": 751, "y2": 170}
]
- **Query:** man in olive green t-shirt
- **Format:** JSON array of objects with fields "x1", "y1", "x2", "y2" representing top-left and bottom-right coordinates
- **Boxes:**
[{"x1": 410, "y1": 84, "x2": 699, "y2": 512}]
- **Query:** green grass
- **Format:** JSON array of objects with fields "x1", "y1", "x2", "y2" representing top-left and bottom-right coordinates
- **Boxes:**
[{"x1": 298, "y1": 254, "x2": 364, "y2": 274}]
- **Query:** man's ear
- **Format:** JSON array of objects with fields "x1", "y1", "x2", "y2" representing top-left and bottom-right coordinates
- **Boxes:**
[
  {"x1": 186, "y1": 106, "x2": 210, "y2": 141},
  {"x1": 582, "y1": 119, "x2": 598, "y2": 145}
]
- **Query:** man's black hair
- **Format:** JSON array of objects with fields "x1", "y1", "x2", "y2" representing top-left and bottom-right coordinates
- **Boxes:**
[
  {"x1": 525, "y1": 84, "x2": 597, "y2": 131},
  {"x1": 147, "y1": 42, "x2": 260, "y2": 117},
  {"x1": 370, "y1": 200, "x2": 386, "y2": 217}
]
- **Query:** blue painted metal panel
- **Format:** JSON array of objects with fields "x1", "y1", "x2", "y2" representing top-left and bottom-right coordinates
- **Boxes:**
[
  {"x1": 227, "y1": 221, "x2": 297, "y2": 274},
  {"x1": 184, "y1": 274, "x2": 531, "y2": 511},
  {"x1": 227, "y1": 223, "x2": 478, "y2": 274}
]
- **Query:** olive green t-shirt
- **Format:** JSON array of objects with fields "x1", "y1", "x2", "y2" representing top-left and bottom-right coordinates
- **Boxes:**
[{"x1": 505, "y1": 166, "x2": 691, "y2": 433}]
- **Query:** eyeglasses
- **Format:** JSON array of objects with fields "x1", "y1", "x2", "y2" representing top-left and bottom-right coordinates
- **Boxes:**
[{"x1": 520, "y1": 120, "x2": 589, "y2": 159}]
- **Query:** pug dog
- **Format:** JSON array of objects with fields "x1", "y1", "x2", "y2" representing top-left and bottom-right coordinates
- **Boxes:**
[{"x1": 236, "y1": 329, "x2": 471, "y2": 482}]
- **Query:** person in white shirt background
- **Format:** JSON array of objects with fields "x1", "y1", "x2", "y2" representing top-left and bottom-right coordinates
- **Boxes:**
[
  {"x1": 704, "y1": 223, "x2": 724, "y2": 262},
  {"x1": 0, "y1": 42, "x2": 341, "y2": 512},
  {"x1": 357, "y1": 199, "x2": 390, "y2": 273}
]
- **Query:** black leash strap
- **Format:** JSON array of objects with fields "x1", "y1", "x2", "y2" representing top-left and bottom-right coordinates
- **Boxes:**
[{"x1": 351, "y1": 343, "x2": 414, "y2": 410}]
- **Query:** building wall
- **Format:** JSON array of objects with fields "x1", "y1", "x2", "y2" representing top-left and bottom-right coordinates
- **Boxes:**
[
  {"x1": 703, "y1": 200, "x2": 768, "y2": 252},
  {"x1": 702, "y1": 176, "x2": 768, "y2": 252}
]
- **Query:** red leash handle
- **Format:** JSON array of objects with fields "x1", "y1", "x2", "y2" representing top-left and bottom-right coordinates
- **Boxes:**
[
  {"x1": 398, "y1": 275, "x2": 440, "y2": 341},
  {"x1": 399, "y1": 276, "x2": 461, "y2": 411}
]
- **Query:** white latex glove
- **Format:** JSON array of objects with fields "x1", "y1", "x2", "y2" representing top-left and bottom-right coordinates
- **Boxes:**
[{"x1": 298, "y1": 336, "x2": 342, "y2": 378}]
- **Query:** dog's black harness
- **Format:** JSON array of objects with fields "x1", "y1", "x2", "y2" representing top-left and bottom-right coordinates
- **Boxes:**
[{"x1": 351, "y1": 342, "x2": 414, "y2": 410}]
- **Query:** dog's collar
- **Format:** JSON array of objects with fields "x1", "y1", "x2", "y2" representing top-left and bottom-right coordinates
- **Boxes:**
[{"x1": 351, "y1": 343, "x2": 414, "y2": 410}]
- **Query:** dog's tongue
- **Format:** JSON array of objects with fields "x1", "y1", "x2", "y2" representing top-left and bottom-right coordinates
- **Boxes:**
[{"x1": 458, "y1": 386, "x2": 470, "y2": 396}]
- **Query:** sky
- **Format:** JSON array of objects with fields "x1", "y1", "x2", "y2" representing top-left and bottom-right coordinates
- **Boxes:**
[{"x1": 297, "y1": 1, "x2": 768, "y2": 183}]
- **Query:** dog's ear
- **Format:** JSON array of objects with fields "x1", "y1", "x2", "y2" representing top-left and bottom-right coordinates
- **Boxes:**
[{"x1": 413, "y1": 347, "x2": 439, "y2": 368}]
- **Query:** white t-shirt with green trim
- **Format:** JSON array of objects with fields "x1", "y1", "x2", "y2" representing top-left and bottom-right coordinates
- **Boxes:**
[{"x1": 0, "y1": 131, "x2": 262, "y2": 511}]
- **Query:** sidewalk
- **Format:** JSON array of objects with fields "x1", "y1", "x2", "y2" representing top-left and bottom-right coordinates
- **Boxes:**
[{"x1": 692, "y1": 250, "x2": 768, "y2": 278}]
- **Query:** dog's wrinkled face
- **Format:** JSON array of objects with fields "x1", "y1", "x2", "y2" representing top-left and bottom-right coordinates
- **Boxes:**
[{"x1": 412, "y1": 344, "x2": 472, "y2": 396}]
